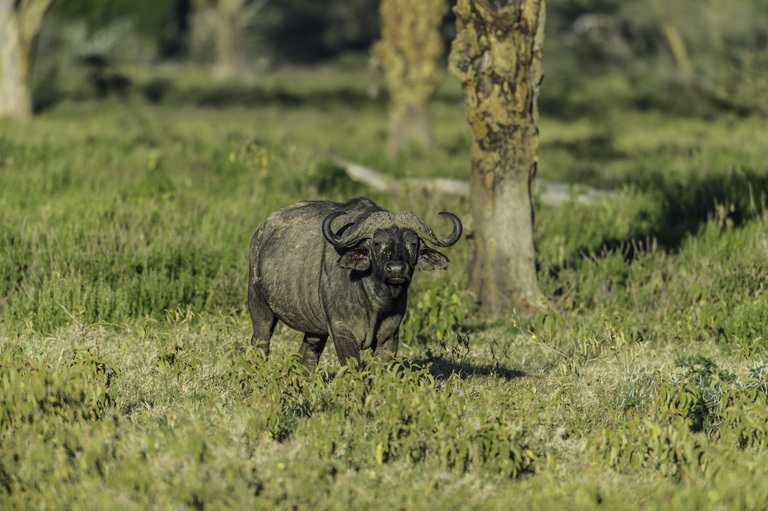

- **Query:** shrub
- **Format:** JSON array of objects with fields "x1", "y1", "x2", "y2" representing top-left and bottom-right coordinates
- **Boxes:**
[
  {"x1": 593, "y1": 357, "x2": 768, "y2": 476},
  {"x1": 0, "y1": 345, "x2": 118, "y2": 432},
  {"x1": 401, "y1": 277, "x2": 473, "y2": 345},
  {"x1": 721, "y1": 294, "x2": 768, "y2": 357},
  {"x1": 225, "y1": 352, "x2": 538, "y2": 477}
]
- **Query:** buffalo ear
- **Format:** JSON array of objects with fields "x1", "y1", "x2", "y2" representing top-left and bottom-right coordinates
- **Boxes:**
[
  {"x1": 418, "y1": 247, "x2": 449, "y2": 271},
  {"x1": 339, "y1": 247, "x2": 371, "y2": 271}
]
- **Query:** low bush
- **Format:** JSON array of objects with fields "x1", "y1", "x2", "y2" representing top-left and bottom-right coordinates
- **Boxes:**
[
  {"x1": 0, "y1": 345, "x2": 117, "y2": 432},
  {"x1": 592, "y1": 357, "x2": 768, "y2": 477},
  {"x1": 226, "y1": 351, "x2": 538, "y2": 477}
]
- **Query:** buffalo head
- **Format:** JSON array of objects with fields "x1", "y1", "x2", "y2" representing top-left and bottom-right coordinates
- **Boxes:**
[{"x1": 321, "y1": 210, "x2": 463, "y2": 285}]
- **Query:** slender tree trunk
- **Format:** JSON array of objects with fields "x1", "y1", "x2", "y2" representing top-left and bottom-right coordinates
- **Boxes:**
[
  {"x1": 660, "y1": 22, "x2": 692, "y2": 79},
  {"x1": 216, "y1": 0, "x2": 246, "y2": 77},
  {"x1": 449, "y1": 0, "x2": 547, "y2": 317},
  {"x1": 0, "y1": 0, "x2": 52, "y2": 120},
  {"x1": 649, "y1": 0, "x2": 692, "y2": 80},
  {"x1": 374, "y1": 0, "x2": 448, "y2": 157},
  {"x1": 0, "y1": 2, "x2": 30, "y2": 120}
]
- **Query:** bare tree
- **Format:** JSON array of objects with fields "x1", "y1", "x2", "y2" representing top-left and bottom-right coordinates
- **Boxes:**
[
  {"x1": 449, "y1": 0, "x2": 547, "y2": 317},
  {"x1": 374, "y1": 0, "x2": 448, "y2": 157},
  {"x1": 0, "y1": 0, "x2": 53, "y2": 120}
]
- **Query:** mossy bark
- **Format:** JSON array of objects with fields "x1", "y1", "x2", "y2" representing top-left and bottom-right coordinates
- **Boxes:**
[
  {"x1": 374, "y1": 0, "x2": 448, "y2": 157},
  {"x1": 0, "y1": 0, "x2": 52, "y2": 120},
  {"x1": 449, "y1": 0, "x2": 547, "y2": 317}
]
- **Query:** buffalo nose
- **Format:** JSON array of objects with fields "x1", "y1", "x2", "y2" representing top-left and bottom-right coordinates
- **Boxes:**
[{"x1": 385, "y1": 261, "x2": 407, "y2": 274}]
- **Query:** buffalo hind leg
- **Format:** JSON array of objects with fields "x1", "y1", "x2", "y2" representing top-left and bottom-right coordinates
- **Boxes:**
[
  {"x1": 248, "y1": 281, "x2": 277, "y2": 358},
  {"x1": 299, "y1": 334, "x2": 328, "y2": 374}
]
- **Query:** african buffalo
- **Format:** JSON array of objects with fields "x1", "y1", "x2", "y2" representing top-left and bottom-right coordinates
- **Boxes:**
[{"x1": 248, "y1": 197, "x2": 462, "y2": 371}]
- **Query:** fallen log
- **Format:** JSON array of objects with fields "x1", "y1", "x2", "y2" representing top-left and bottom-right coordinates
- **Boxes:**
[{"x1": 330, "y1": 154, "x2": 618, "y2": 206}]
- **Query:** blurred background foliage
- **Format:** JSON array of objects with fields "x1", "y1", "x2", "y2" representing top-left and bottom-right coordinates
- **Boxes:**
[
  {"x1": 30, "y1": 0, "x2": 768, "y2": 117},
  {"x1": 543, "y1": 0, "x2": 768, "y2": 117}
]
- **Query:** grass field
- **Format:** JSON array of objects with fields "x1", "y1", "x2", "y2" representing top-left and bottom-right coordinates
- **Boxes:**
[{"x1": 2, "y1": 65, "x2": 768, "y2": 509}]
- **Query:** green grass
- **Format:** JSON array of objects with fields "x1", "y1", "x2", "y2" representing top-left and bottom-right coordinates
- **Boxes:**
[{"x1": 2, "y1": 64, "x2": 768, "y2": 509}]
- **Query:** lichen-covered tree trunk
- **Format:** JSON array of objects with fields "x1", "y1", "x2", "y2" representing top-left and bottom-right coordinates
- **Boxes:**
[
  {"x1": 0, "y1": 0, "x2": 52, "y2": 120},
  {"x1": 374, "y1": 0, "x2": 448, "y2": 157},
  {"x1": 449, "y1": 0, "x2": 547, "y2": 317}
]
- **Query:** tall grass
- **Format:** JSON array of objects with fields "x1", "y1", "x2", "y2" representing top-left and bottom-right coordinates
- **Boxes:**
[{"x1": 2, "y1": 65, "x2": 768, "y2": 509}]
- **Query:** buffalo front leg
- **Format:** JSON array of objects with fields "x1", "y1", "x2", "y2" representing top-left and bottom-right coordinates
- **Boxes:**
[
  {"x1": 331, "y1": 337, "x2": 361, "y2": 368},
  {"x1": 373, "y1": 333, "x2": 398, "y2": 364},
  {"x1": 299, "y1": 334, "x2": 328, "y2": 374},
  {"x1": 248, "y1": 280, "x2": 277, "y2": 358}
]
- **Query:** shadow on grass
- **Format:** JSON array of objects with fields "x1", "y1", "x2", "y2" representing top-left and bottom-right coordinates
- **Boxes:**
[
  {"x1": 553, "y1": 168, "x2": 768, "y2": 272},
  {"x1": 143, "y1": 78, "x2": 460, "y2": 110},
  {"x1": 152, "y1": 83, "x2": 382, "y2": 110},
  {"x1": 37, "y1": 72, "x2": 466, "y2": 114},
  {"x1": 415, "y1": 355, "x2": 526, "y2": 381},
  {"x1": 543, "y1": 133, "x2": 627, "y2": 163},
  {"x1": 648, "y1": 171, "x2": 766, "y2": 248},
  {"x1": 35, "y1": 76, "x2": 388, "y2": 113}
]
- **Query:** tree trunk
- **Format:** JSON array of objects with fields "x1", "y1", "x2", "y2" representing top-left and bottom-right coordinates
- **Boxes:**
[
  {"x1": 216, "y1": 0, "x2": 246, "y2": 77},
  {"x1": 162, "y1": 0, "x2": 192, "y2": 58},
  {"x1": 0, "y1": 2, "x2": 30, "y2": 120},
  {"x1": 449, "y1": 0, "x2": 547, "y2": 318},
  {"x1": 0, "y1": 0, "x2": 51, "y2": 120},
  {"x1": 374, "y1": 0, "x2": 448, "y2": 157},
  {"x1": 390, "y1": 105, "x2": 432, "y2": 155}
]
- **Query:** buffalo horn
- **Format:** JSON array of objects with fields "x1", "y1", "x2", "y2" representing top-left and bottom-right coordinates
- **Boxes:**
[
  {"x1": 322, "y1": 211, "x2": 395, "y2": 247},
  {"x1": 395, "y1": 211, "x2": 463, "y2": 247}
]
